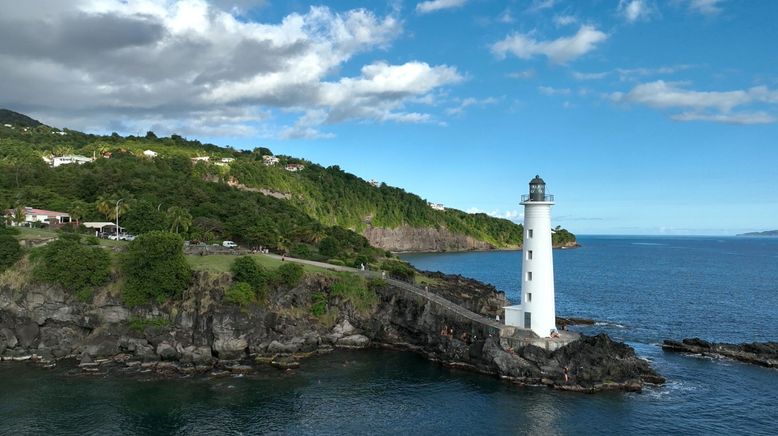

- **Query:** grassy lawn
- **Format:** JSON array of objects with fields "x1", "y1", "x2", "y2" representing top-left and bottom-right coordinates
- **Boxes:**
[{"x1": 186, "y1": 253, "x2": 332, "y2": 274}]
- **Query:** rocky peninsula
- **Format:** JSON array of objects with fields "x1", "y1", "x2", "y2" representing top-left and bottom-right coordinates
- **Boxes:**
[
  {"x1": 0, "y1": 267, "x2": 663, "y2": 393},
  {"x1": 662, "y1": 338, "x2": 778, "y2": 368}
]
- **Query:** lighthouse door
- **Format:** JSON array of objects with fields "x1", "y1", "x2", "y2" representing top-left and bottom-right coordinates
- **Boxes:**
[{"x1": 524, "y1": 312, "x2": 531, "y2": 329}]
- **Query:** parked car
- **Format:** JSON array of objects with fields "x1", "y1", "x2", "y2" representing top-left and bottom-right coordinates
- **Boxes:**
[
  {"x1": 222, "y1": 240, "x2": 238, "y2": 248},
  {"x1": 120, "y1": 234, "x2": 136, "y2": 241}
]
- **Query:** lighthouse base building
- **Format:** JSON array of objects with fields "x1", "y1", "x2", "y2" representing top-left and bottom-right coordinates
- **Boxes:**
[{"x1": 504, "y1": 175, "x2": 558, "y2": 338}]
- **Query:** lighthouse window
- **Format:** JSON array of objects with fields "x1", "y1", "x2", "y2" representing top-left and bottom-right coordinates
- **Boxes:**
[
  {"x1": 526, "y1": 272, "x2": 532, "y2": 281},
  {"x1": 528, "y1": 229, "x2": 534, "y2": 238},
  {"x1": 527, "y1": 250, "x2": 533, "y2": 260},
  {"x1": 524, "y1": 312, "x2": 532, "y2": 329},
  {"x1": 527, "y1": 293, "x2": 532, "y2": 302}
]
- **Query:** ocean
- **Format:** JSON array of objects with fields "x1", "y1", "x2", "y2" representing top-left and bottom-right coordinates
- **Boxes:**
[{"x1": 1, "y1": 236, "x2": 776, "y2": 435}]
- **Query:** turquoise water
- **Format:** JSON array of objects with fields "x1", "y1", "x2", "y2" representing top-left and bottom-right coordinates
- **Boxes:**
[{"x1": 1, "y1": 236, "x2": 777, "y2": 435}]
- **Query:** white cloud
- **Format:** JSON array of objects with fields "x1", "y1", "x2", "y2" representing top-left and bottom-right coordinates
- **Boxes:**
[
  {"x1": 491, "y1": 25, "x2": 608, "y2": 64},
  {"x1": 0, "y1": 1, "x2": 463, "y2": 138},
  {"x1": 467, "y1": 207, "x2": 522, "y2": 222},
  {"x1": 572, "y1": 71, "x2": 609, "y2": 80},
  {"x1": 611, "y1": 81, "x2": 778, "y2": 124},
  {"x1": 671, "y1": 112, "x2": 776, "y2": 125},
  {"x1": 553, "y1": 15, "x2": 577, "y2": 26},
  {"x1": 618, "y1": 0, "x2": 657, "y2": 23},
  {"x1": 688, "y1": 0, "x2": 724, "y2": 15},
  {"x1": 508, "y1": 69, "x2": 536, "y2": 79},
  {"x1": 416, "y1": 0, "x2": 467, "y2": 14},
  {"x1": 446, "y1": 97, "x2": 498, "y2": 115},
  {"x1": 498, "y1": 9, "x2": 514, "y2": 23},
  {"x1": 538, "y1": 86, "x2": 571, "y2": 96},
  {"x1": 527, "y1": 0, "x2": 556, "y2": 13}
]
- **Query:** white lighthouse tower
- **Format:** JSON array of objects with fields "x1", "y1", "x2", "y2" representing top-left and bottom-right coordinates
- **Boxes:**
[{"x1": 504, "y1": 175, "x2": 557, "y2": 337}]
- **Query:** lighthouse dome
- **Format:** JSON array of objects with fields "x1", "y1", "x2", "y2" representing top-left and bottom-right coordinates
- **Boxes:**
[{"x1": 529, "y1": 175, "x2": 546, "y2": 201}]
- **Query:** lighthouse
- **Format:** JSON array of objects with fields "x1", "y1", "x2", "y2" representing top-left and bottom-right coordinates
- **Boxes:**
[{"x1": 504, "y1": 175, "x2": 557, "y2": 337}]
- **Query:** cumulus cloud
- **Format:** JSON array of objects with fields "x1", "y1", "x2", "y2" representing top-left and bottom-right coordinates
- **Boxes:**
[
  {"x1": 491, "y1": 25, "x2": 608, "y2": 64},
  {"x1": 618, "y1": 0, "x2": 657, "y2": 23},
  {"x1": 0, "y1": 1, "x2": 463, "y2": 138},
  {"x1": 611, "y1": 81, "x2": 778, "y2": 124},
  {"x1": 416, "y1": 0, "x2": 467, "y2": 14}
]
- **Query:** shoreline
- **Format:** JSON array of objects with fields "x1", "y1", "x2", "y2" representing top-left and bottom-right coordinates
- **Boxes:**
[{"x1": 394, "y1": 242, "x2": 581, "y2": 255}]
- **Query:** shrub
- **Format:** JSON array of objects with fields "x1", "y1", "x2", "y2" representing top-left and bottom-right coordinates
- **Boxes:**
[
  {"x1": 128, "y1": 316, "x2": 171, "y2": 332},
  {"x1": 311, "y1": 291, "x2": 327, "y2": 316},
  {"x1": 122, "y1": 231, "x2": 191, "y2": 307},
  {"x1": 327, "y1": 259, "x2": 345, "y2": 266},
  {"x1": 0, "y1": 234, "x2": 23, "y2": 272},
  {"x1": 230, "y1": 256, "x2": 268, "y2": 293},
  {"x1": 330, "y1": 273, "x2": 378, "y2": 314},
  {"x1": 383, "y1": 261, "x2": 415, "y2": 282},
  {"x1": 224, "y1": 282, "x2": 255, "y2": 307},
  {"x1": 274, "y1": 262, "x2": 304, "y2": 287},
  {"x1": 30, "y1": 236, "x2": 111, "y2": 294}
]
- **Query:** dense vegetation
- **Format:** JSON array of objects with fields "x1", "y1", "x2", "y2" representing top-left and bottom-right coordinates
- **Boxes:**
[
  {"x1": 0, "y1": 110, "x2": 576, "y2": 267},
  {"x1": 122, "y1": 232, "x2": 191, "y2": 307},
  {"x1": 30, "y1": 233, "x2": 111, "y2": 300},
  {"x1": 0, "y1": 225, "x2": 22, "y2": 273}
]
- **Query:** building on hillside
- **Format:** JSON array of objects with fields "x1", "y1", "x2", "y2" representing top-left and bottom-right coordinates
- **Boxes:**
[
  {"x1": 191, "y1": 156, "x2": 210, "y2": 163},
  {"x1": 2, "y1": 124, "x2": 12, "y2": 128},
  {"x1": 51, "y1": 155, "x2": 92, "y2": 167},
  {"x1": 262, "y1": 155, "x2": 280, "y2": 166},
  {"x1": 3, "y1": 207, "x2": 71, "y2": 227},
  {"x1": 368, "y1": 179, "x2": 380, "y2": 187},
  {"x1": 82, "y1": 222, "x2": 123, "y2": 236},
  {"x1": 143, "y1": 149, "x2": 158, "y2": 158},
  {"x1": 220, "y1": 157, "x2": 235, "y2": 163},
  {"x1": 428, "y1": 202, "x2": 445, "y2": 211},
  {"x1": 52, "y1": 131, "x2": 67, "y2": 136},
  {"x1": 285, "y1": 163, "x2": 305, "y2": 172}
]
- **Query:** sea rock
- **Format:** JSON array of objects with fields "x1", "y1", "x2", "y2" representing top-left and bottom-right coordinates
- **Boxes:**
[
  {"x1": 333, "y1": 319, "x2": 356, "y2": 336},
  {"x1": 337, "y1": 334, "x2": 370, "y2": 348},
  {"x1": 156, "y1": 342, "x2": 179, "y2": 361},
  {"x1": 15, "y1": 321, "x2": 40, "y2": 348},
  {"x1": 662, "y1": 338, "x2": 778, "y2": 368},
  {"x1": 0, "y1": 327, "x2": 17, "y2": 353}
]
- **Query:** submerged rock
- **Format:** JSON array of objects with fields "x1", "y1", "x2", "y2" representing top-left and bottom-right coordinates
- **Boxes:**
[{"x1": 663, "y1": 338, "x2": 778, "y2": 368}]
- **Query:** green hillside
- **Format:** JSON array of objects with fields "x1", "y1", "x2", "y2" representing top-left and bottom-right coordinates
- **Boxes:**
[{"x1": 0, "y1": 109, "x2": 576, "y2": 260}]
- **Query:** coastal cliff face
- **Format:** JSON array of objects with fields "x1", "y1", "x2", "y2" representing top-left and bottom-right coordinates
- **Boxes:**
[
  {"x1": 0, "y1": 271, "x2": 661, "y2": 392},
  {"x1": 362, "y1": 225, "x2": 497, "y2": 252}
]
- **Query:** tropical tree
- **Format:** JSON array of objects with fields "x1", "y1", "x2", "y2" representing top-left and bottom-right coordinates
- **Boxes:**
[
  {"x1": 69, "y1": 201, "x2": 89, "y2": 227},
  {"x1": 166, "y1": 206, "x2": 192, "y2": 234},
  {"x1": 11, "y1": 203, "x2": 25, "y2": 226},
  {"x1": 96, "y1": 193, "x2": 131, "y2": 221},
  {"x1": 52, "y1": 145, "x2": 73, "y2": 157}
]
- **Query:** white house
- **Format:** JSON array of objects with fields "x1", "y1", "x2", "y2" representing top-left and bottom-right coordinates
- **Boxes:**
[
  {"x1": 2, "y1": 124, "x2": 12, "y2": 128},
  {"x1": 368, "y1": 179, "x2": 380, "y2": 187},
  {"x1": 52, "y1": 131, "x2": 67, "y2": 136},
  {"x1": 143, "y1": 149, "x2": 158, "y2": 158},
  {"x1": 51, "y1": 155, "x2": 92, "y2": 167},
  {"x1": 4, "y1": 207, "x2": 71, "y2": 227},
  {"x1": 262, "y1": 155, "x2": 280, "y2": 166},
  {"x1": 220, "y1": 157, "x2": 235, "y2": 163},
  {"x1": 285, "y1": 163, "x2": 305, "y2": 172},
  {"x1": 428, "y1": 202, "x2": 445, "y2": 211},
  {"x1": 83, "y1": 222, "x2": 123, "y2": 236},
  {"x1": 191, "y1": 156, "x2": 210, "y2": 163}
]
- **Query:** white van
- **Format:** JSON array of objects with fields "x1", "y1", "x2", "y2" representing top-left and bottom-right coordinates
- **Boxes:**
[{"x1": 222, "y1": 240, "x2": 238, "y2": 248}]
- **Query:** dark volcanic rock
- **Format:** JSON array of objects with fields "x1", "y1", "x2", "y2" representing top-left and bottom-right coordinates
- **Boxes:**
[{"x1": 663, "y1": 338, "x2": 778, "y2": 368}]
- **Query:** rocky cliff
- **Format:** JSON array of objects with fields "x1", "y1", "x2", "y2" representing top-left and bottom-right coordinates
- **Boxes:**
[
  {"x1": 0, "y1": 271, "x2": 662, "y2": 392},
  {"x1": 362, "y1": 225, "x2": 499, "y2": 252},
  {"x1": 663, "y1": 338, "x2": 778, "y2": 368}
]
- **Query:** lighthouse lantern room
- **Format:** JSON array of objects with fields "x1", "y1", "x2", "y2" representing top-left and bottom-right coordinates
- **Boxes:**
[{"x1": 504, "y1": 175, "x2": 558, "y2": 337}]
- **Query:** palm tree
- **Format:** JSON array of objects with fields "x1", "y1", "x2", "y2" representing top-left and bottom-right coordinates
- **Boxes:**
[
  {"x1": 53, "y1": 145, "x2": 73, "y2": 157},
  {"x1": 96, "y1": 194, "x2": 130, "y2": 221},
  {"x1": 166, "y1": 206, "x2": 192, "y2": 234},
  {"x1": 69, "y1": 201, "x2": 89, "y2": 227},
  {"x1": 11, "y1": 204, "x2": 26, "y2": 226}
]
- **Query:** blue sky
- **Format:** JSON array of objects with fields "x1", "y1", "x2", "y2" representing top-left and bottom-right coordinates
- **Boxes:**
[{"x1": 2, "y1": 0, "x2": 777, "y2": 235}]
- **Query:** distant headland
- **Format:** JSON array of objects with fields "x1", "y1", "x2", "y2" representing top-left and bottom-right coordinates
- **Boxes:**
[{"x1": 736, "y1": 230, "x2": 778, "y2": 237}]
